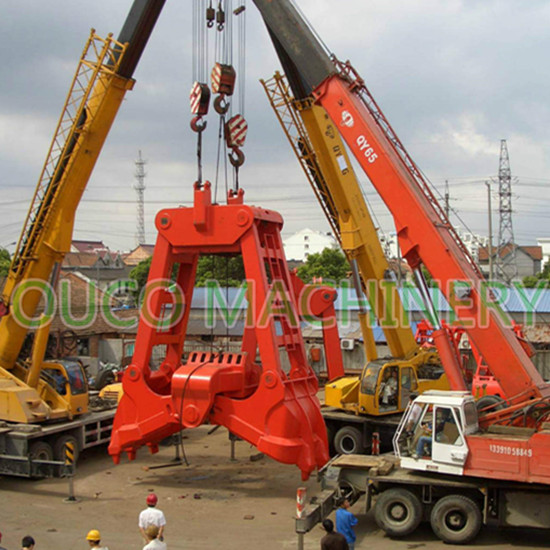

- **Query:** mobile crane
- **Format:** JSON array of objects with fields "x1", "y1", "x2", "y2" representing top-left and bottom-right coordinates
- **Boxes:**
[
  {"x1": 0, "y1": 0, "x2": 165, "y2": 476},
  {"x1": 260, "y1": 72, "x2": 449, "y2": 455},
  {"x1": 245, "y1": 0, "x2": 550, "y2": 543}
]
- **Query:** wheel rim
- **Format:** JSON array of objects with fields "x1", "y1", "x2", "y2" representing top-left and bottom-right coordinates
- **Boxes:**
[
  {"x1": 341, "y1": 435, "x2": 357, "y2": 454},
  {"x1": 32, "y1": 448, "x2": 51, "y2": 461},
  {"x1": 389, "y1": 502, "x2": 408, "y2": 523},
  {"x1": 444, "y1": 509, "x2": 467, "y2": 532}
]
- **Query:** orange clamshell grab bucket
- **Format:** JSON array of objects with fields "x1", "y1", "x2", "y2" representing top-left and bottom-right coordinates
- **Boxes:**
[{"x1": 108, "y1": 183, "x2": 329, "y2": 480}]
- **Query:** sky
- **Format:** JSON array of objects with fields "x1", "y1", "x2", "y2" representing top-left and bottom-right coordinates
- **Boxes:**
[{"x1": 1, "y1": 0, "x2": 550, "y2": 254}]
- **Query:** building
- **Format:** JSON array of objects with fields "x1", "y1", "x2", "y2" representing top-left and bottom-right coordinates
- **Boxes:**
[
  {"x1": 63, "y1": 250, "x2": 132, "y2": 292},
  {"x1": 70, "y1": 240, "x2": 109, "y2": 254},
  {"x1": 123, "y1": 244, "x2": 155, "y2": 266},
  {"x1": 478, "y1": 244, "x2": 542, "y2": 280},
  {"x1": 383, "y1": 228, "x2": 487, "y2": 263},
  {"x1": 454, "y1": 227, "x2": 488, "y2": 263},
  {"x1": 31, "y1": 270, "x2": 139, "y2": 375},
  {"x1": 283, "y1": 228, "x2": 338, "y2": 262},
  {"x1": 537, "y1": 238, "x2": 550, "y2": 270}
]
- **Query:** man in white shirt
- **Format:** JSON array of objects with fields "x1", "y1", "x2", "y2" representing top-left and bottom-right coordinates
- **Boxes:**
[
  {"x1": 139, "y1": 494, "x2": 166, "y2": 543},
  {"x1": 143, "y1": 525, "x2": 167, "y2": 550}
]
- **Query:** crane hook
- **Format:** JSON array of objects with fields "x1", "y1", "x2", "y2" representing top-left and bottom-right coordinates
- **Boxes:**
[
  {"x1": 206, "y1": 1, "x2": 215, "y2": 28},
  {"x1": 214, "y1": 95, "x2": 230, "y2": 115},
  {"x1": 228, "y1": 147, "x2": 245, "y2": 168},
  {"x1": 216, "y1": 2, "x2": 225, "y2": 31},
  {"x1": 191, "y1": 116, "x2": 207, "y2": 133}
]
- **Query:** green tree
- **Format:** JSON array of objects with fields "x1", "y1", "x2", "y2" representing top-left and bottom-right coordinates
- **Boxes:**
[
  {"x1": 296, "y1": 248, "x2": 350, "y2": 283},
  {"x1": 195, "y1": 255, "x2": 245, "y2": 287},
  {"x1": 522, "y1": 260, "x2": 550, "y2": 288},
  {"x1": 129, "y1": 256, "x2": 152, "y2": 295},
  {"x1": 0, "y1": 248, "x2": 11, "y2": 277},
  {"x1": 129, "y1": 254, "x2": 246, "y2": 294}
]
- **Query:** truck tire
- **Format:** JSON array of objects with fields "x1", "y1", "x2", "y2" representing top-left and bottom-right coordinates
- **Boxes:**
[
  {"x1": 28, "y1": 441, "x2": 54, "y2": 461},
  {"x1": 430, "y1": 494, "x2": 482, "y2": 544},
  {"x1": 334, "y1": 426, "x2": 365, "y2": 455},
  {"x1": 53, "y1": 434, "x2": 80, "y2": 463},
  {"x1": 325, "y1": 423, "x2": 336, "y2": 455},
  {"x1": 374, "y1": 488, "x2": 422, "y2": 537}
]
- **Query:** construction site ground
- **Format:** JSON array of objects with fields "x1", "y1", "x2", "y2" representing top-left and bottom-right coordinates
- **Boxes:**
[{"x1": 1, "y1": 425, "x2": 549, "y2": 550}]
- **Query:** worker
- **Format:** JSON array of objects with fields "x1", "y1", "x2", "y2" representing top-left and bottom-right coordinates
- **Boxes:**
[
  {"x1": 405, "y1": 392, "x2": 422, "y2": 433},
  {"x1": 320, "y1": 519, "x2": 349, "y2": 550},
  {"x1": 50, "y1": 370, "x2": 67, "y2": 395},
  {"x1": 380, "y1": 369, "x2": 398, "y2": 407},
  {"x1": 335, "y1": 499, "x2": 358, "y2": 550},
  {"x1": 143, "y1": 525, "x2": 167, "y2": 550},
  {"x1": 139, "y1": 493, "x2": 166, "y2": 543},
  {"x1": 414, "y1": 421, "x2": 433, "y2": 458},
  {"x1": 86, "y1": 530, "x2": 109, "y2": 550},
  {"x1": 21, "y1": 535, "x2": 35, "y2": 550}
]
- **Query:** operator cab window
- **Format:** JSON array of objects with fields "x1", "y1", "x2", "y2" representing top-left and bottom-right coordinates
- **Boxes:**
[
  {"x1": 64, "y1": 362, "x2": 87, "y2": 395},
  {"x1": 434, "y1": 406, "x2": 462, "y2": 446}
]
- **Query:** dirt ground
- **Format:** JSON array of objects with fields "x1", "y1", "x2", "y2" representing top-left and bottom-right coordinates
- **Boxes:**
[{"x1": 1, "y1": 426, "x2": 550, "y2": 550}]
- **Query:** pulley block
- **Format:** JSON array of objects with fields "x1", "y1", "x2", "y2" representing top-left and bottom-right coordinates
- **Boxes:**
[
  {"x1": 211, "y1": 63, "x2": 236, "y2": 96},
  {"x1": 225, "y1": 114, "x2": 248, "y2": 148},
  {"x1": 190, "y1": 81, "x2": 211, "y2": 116}
]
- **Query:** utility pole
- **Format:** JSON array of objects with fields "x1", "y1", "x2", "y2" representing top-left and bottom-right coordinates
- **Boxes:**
[
  {"x1": 134, "y1": 150, "x2": 146, "y2": 246},
  {"x1": 485, "y1": 181, "x2": 493, "y2": 281},
  {"x1": 495, "y1": 139, "x2": 517, "y2": 283},
  {"x1": 444, "y1": 179, "x2": 450, "y2": 219}
]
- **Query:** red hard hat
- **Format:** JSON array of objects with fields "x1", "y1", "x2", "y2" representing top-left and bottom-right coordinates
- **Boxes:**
[{"x1": 146, "y1": 493, "x2": 158, "y2": 506}]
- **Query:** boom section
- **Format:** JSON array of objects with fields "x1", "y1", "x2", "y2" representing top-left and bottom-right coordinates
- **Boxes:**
[
  {"x1": 252, "y1": 0, "x2": 549, "y2": 402},
  {"x1": 0, "y1": 0, "x2": 164, "y2": 370},
  {"x1": 261, "y1": 73, "x2": 417, "y2": 360},
  {"x1": 313, "y1": 67, "x2": 547, "y2": 403}
]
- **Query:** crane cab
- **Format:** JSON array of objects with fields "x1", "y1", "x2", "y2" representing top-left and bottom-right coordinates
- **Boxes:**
[
  {"x1": 41, "y1": 359, "x2": 89, "y2": 417},
  {"x1": 0, "y1": 358, "x2": 89, "y2": 424},
  {"x1": 394, "y1": 391, "x2": 479, "y2": 476},
  {"x1": 325, "y1": 356, "x2": 449, "y2": 417}
]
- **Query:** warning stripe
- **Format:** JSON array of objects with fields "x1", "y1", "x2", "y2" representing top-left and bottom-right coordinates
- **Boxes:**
[
  {"x1": 211, "y1": 64, "x2": 222, "y2": 93},
  {"x1": 226, "y1": 115, "x2": 248, "y2": 147},
  {"x1": 65, "y1": 442, "x2": 75, "y2": 465},
  {"x1": 189, "y1": 82, "x2": 210, "y2": 115},
  {"x1": 190, "y1": 82, "x2": 202, "y2": 114}
]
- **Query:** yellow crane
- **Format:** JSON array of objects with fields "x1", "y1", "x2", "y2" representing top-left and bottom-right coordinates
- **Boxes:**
[
  {"x1": 0, "y1": 1, "x2": 163, "y2": 432},
  {"x1": 261, "y1": 72, "x2": 448, "y2": 454}
]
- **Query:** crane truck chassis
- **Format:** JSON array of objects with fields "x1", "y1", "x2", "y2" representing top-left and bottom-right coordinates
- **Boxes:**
[
  {"x1": 0, "y1": 402, "x2": 115, "y2": 478},
  {"x1": 299, "y1": 391, "x2": 550, "y2": 544}
]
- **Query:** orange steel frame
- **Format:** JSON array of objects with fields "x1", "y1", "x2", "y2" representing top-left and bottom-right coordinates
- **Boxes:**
[{"x1": 109, "y1": 183, "x2": 329, "y2": 479}]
